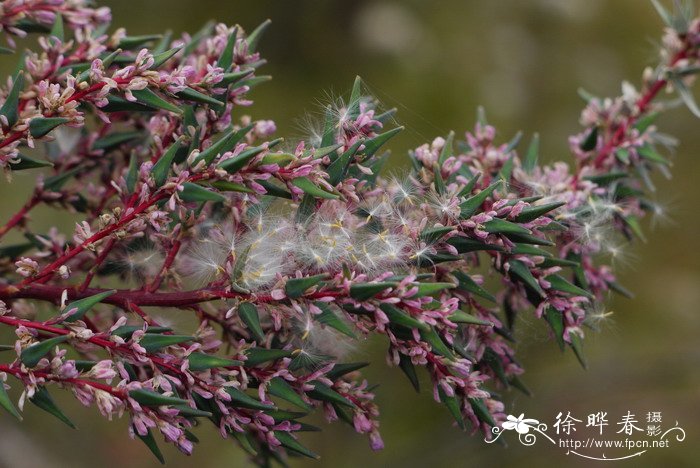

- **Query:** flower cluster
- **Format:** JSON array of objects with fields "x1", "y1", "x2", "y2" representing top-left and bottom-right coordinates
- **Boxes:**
[{"x1": 0, "y1": 0, "x2": 698, "y2": 465}]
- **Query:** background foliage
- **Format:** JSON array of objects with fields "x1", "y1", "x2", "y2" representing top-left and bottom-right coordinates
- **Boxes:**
[{"x1": 0, "y1": 0, "x2": 697, "y2": 466}]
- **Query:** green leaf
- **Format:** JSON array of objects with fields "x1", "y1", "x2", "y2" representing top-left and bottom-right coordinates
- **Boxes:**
[
  {"x1": 438, "y1": 131, "x2": 455, "y2": 165},
  {"x1": 447, "y1": 236, "x2": 503, "y2": 254},
  {"x1": 211, "y1": 181, "x2": 254, "y2": 193},
  {"x1": 569, "y1": 333, "x2": 588, "y2": 369},
  {"x1": 195, "y1": 124, "x2": 253, "y2": 165},
  {"x1": 0, "y1": 71, "x2": 24, "y2": 128},
  {"x1": 522, "y1": 133, "x2": 539, "y2": 173},
  {"x1": 469, "y1": 398, "x2": 496, "y2": 427},
  {"x1": 348, "y1": 75, "x2": 363, "y2": 118},
  {"x1": 326, "y1": 139, "x2": 363, "y2": 185},
  {"x1": 508, "y1": 260, "x2": 545, "y2": 297},
  {"x1": 580, "y1": 126, "x2": 598, "y2": 151},
  {"x1": 151, "y1": 46, "x2": 181, "y2": 69},
  {"x1": 131, "y1": 88, "x2": 182, "y2": 114},
  {"x1": 183, "y1": 21, "x2": 214, "y2": 56},
  {"x1": 438, "y1": 386, "x2": 465, "y2": 430},
  {"x1": 637, "y1": 144, "x2": 670, "y2": 165},
  {"x1": 21, "y1": 335, "x2": 70, "y2": 368},
  {"x1": 483, "y1": 218, "x2": 531, "y2": 236},
  {"x1": 420, "y1": 327, "x2": 454, "y2": 358},
  {"x1": 285, "y1": 274, "x2": 328, "y2": 298},
  {"x1": 28, "y1": 117, "x2": 70, "y2": 138},
  {"x1": 420, "y1": 226, "x2": 453, "y2": 244},
  {"x1": 398, "y1": 354, "x2": 420, "y2": 392},
  {"x1": 10, "y1": 153, "x2": 53, "y2": 170},
  {"x1": 412, "y1": 282, "x2": 456, "y2": 298},
  {"x1": 634, "y1": 112, "x2": 659, "y2": 133},
  {"x1": 268, "y1": 378, "x2": 311, "y2": 411},
  {"x1": 544, "y1": 307, "x2": 565, "y2": 351},
  {"x1": 218, "y1": 26, "x2": 239, "y2": 71},
  {"x1": 238, "y1": 302, "x2": 265, "y2": 343},
  {"x1": 136, "y1": 428, "x2": 165, "y2": 465},
  {"x1": 0, "y1": 381, "x2": 21, "y2": 420},
  {"x1": 129, "y1": 389, "x2": 189, "y2": 407},
  {"x1": 30, "y1": 386, "x2": 75, "y2": 428},
  {"x1": 152, "y1": 137, "x2": 185, "y2": 186},
  {"x1": 380, "y1": 304, "x2": 428, "y2": 331},
  {"x1": 349, "y1": 282, "x2": 396, "y2": 301},
  {"x1": 513, "y1": 202, "x2": 565, "y2": 223},
  {"x1": 452, "y1": 271, "x2": 496, "y2": 302},
  {"x1": 118, "y1": 34, "x2": 161, "y2": 49},
  {"x1": 138, "y1": 334, "x2": 193, "y2": 352},
  {"x1": 244, "y1": 348, "x2": 293, "y2": 366},
  {"x1": 274, "y1": 431, "x2": 319, "y2": 459},
  {"x1": 460, "y1": 180, "x2": 501, "y2": 218},
  {"x1": 226, "y1": 387, "x2": 275, "y2": 410},
  {"x1": 102, "y1": 95, "x2": 157, "y2": 113},
  {"x1": 0, "y1": 46, "x2": 14, "y2": 54},
  {"x1": 217, "y1": 143, "x2": 268, "y2": 173},
  {"x1": 671, "y1": 76, "x2": 700, "y2": 118},
  {"x1": 180, "y1": 182, "x2": 227, "y2": 203},
  {"x1": 110, "y1": 326, "x2": 172, "y2": 339},
  {"x1": 246, "y1": 19, "x2": 272, "y2": 53},
  {"x1": 314, "y1": 302, "x2": 356, "y2": 338},
  {"x1": 64, "y1": 290, "x2": 116, "y2": 323},
  {"x1": 291, "y1": 177, "x2": 339, "y2": 199},
  {"x1": 362, "y1": 126, "x2": 404, "y2": 158},
  {"x1": 448, "y1": 309, "x2": 493, "y2": 326},
  {"x1": 93, "y1": 131, "x2": 143, "y2": 151},
  {"x1": 187, "y1": 352, "x2": 242, "y2": 371},
  {"x1": 174, "y1": 405, "x2": 212, "y2": 418},
  {"x1": 49, "y1": 13, "x2": 64, "y2": 41},
  {"x1": 308, "y1": 382, "x2": 355, "y2": 408},
  {"x1": 176, "y1": 87, "x2": 224, "y2": 108},
  {"x1": 545, "y1": 274, "x2": 594, "y2": 299},
  {"x1": 320, "y1": 106, "x2": 336, "y2": 148},
  {"x1": 433, "y1": 163, "x2": 447, "y2": 195},
  {"x1": 326, "y1": 362, "x2": 370, "y2": 380}
]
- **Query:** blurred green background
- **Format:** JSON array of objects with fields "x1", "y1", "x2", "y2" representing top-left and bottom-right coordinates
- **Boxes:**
[{"x1": 1, "y1": 0, "x2": 698, "y2": 467}]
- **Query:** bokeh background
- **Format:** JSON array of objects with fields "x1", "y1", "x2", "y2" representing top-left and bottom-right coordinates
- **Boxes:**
[{"x1": 1, "y1": 0, "x2": 699, "y2": 467}]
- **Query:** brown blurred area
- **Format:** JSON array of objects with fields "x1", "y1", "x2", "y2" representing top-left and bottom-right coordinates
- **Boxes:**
[{"x1": 1, "y1": 1, "x2": 698, "y2": 467}]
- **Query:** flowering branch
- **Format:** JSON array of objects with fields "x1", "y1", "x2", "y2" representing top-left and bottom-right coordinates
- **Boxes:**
[{"x1": 0, "y1": 0, "x2": 698, "y2": 465}]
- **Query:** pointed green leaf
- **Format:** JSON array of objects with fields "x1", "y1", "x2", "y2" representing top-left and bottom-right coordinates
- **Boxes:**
[
  {"x1": 460, "y1": 180, "x2": 501, "y2": 218},
  {"x1": 176, "y1": 87, "x2": 224, "y2": 108},
  {"x1": 0, "y1": 381, "x2": 21, "y2": 420},
  {"x1": 469, "y1": 398, "x2": 496, "y2": 427},
  {"x1": 420, "y1": 327, "x2": 454, "y2": 358},
  {"x1": 29, "y1": 117, "x2": 70, "y2": 138},
  {"x1": 314, "y1": 302, "x2": 355, "y2": 338},
  {"x1": 217, "y1": 142, "x2": 270, "y2": 173},
  {"x1": 180, "y1": 182, "x2": 227, "y2": 203},
  {"x1": 412, "y1": 282, "x2": 456, "y2": 298},
  {"x1": 569, "y1": 333, "x2": 587, "y2": 369},
  {"x1": 136, "y1": 428, "x2": 165, "y2": 465},
  {"x1": 268, "y1": 378, "x2": 311, "y2": 411},
  {"x1": 513, "y1": 202, "x2": 565, "y2": 223},
  {"x1": 30, "y1": 386, "x2": 75, "y2": 428},
  {"x1": 438, "y1": 386, "x2": 465, "y2": 429},
  {"x1": 349, "y1": 282, "x2": 396, "y2": 301},
  {"x1": 522, "y1": 132, "x2": 539, "y2": 173},
  {"x1": 291, "y1": 177, "x2": 339, "y2": 199},
  {"x1": 308, "y1": 381, "x2": 355, "y2": 408},
  {"x1": 187, "y1": 352, "x2": 242, "y2": 371},
  {"x1": 544, "y1": 307, "x2": 565, "y2": 351},
  {"x1": 379, "y1": 304, "x2": 429, "y2": 331},
  {"x1": 285, "y1": 274, "x2": 328, "y2": 298},
  {"x1": 483, "y1": 218, "x2": 531, "y2": 235},
  {"x1": 132, "y1": 88, "x2": 182, "y2": 114},
  {"x1": 326, "y1": 139, "x2": 362, "y2": 185},
  {"x1": 129, "y1": 389, "x2": 189, "y2": 407},
  {"x1": 226, "y1": 387, "x2": 275, "y2": 410},
  {"x1": 21, "y1": 335, "x2": 70, "y2": 368},
  {"x1": 138, "y1": 334, "x2": 193, "y2": 352},
  {"x1": 118, "y1": 34, "x2": 161, "y2": 49},
  {"x1": 362, "y1": 126, "x2": 403, "y2": 158},
  {"x1": 244, "y1": 347, "x2": 293, "y2": 366},
  {"x1": 64, "y1": 290, "x2": 116, "y2": 323},
  {"x1": 246, "y1": 19, "x2": 271, "y2": 53},
  {"x1": 151, "y1": 46, "x2": 181, "y2": 69},
  {"x1": 448, "y1": 309, "x2": 493, "y2": 326},
  {"x1": 545, "y1": 274, "x2": 594, "y2": 299},
  {"x1": 274, "y1": 431, "x2": 319, "y2": 459},
  {"x1": 398, "y1": 353, "x2": 420, "y2": 392},
  {"x1": 0, "y1": 72, "x2": 24, "y2": 128},
  {"x1": 152, "y1": 137, "x2": 185, "y2": 186},
  {"x1": 195, "y1": 124, "x2": 253, "y2": 165},
  {"x1": 508, "y1": 260, "x2": 545, "y2": 297},
  {"x1": 93, "y1": 131, "x2": 143, "y2": 151},
  {"x1": 326, "y1": 362, "x2": 370, "y2": 380},
  {"x1": 452, "y1": 271, "x2": 496, "y2": 302},
  {"x1": 10, "y1": 153, "x2": 53, "y2": 170},
  {"x1": 238, "y1": 302, "x2": 265, "y2": 342}
]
